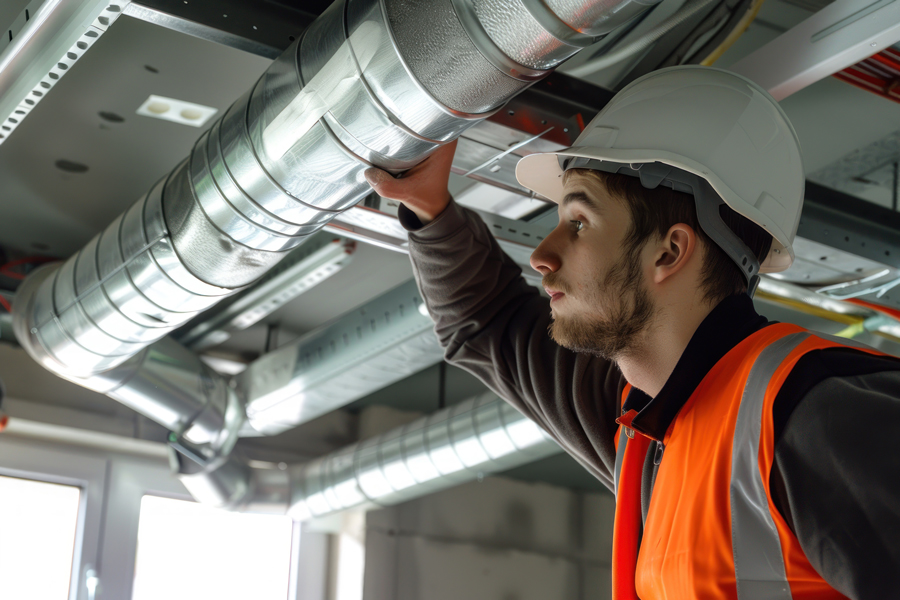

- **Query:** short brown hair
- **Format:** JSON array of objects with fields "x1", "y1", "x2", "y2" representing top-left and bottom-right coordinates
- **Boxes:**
[{"x1": 564, "y1": 169, "x2": 772, "y2": 303}]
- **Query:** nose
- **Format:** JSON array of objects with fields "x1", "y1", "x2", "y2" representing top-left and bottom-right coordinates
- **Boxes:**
[{"x1": 530, "y1": 227, "x2": 563, "y2": 275}]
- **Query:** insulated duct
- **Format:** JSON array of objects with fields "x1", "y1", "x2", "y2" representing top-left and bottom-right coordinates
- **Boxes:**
[
  {"x1": 12, "y1": 0, "x2": 660, "y2": 451},
  {"x1": 178, "y1": 393, "x2": 562, "y2": 518}
]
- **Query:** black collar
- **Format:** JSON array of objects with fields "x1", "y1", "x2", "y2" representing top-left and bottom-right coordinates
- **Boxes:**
[{"x1": 623, "y1": 294, "x2": 771, "y2": 441}]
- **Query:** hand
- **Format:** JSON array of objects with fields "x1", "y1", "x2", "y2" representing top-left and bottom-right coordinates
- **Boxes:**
[{"x1": 364, "y1": 140, "x2": 457, "y2": 225}]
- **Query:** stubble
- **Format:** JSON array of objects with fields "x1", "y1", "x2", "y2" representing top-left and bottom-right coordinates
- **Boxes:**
[{"x1": 547, "y1": 247, "x2": 655, "y2": 361}]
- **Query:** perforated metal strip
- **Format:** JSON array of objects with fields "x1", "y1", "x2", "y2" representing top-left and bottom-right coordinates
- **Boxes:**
[{"x1": 731, "y1": 332, "x2": 809, "y2": 600}]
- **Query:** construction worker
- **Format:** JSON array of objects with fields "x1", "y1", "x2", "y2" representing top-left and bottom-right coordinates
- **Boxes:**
[{"x1": 364, "y1": 66, "x2": 900, "y2": 599}]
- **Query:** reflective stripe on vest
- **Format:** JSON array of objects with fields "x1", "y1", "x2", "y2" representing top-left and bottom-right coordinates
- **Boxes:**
[
  {"x1": 612, "y1": 324, "x2": 892, "y2": 600},
  {"x1": 614, "y1": 425, "x2": 627, "y2": 495},
  {"x1": 731, "y1": 332, "x2": 808, "y2": 600}
]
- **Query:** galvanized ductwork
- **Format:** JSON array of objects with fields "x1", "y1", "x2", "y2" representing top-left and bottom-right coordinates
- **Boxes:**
[
  {"x1": 178, "y1": 393, "x2": 562, "y2": 518},
  {"x1": 241, "y1": 279, "x2": 443, "y2": 436},
  {"x1": 12, "y1": 0, "x2": 659, "y2": 484}
]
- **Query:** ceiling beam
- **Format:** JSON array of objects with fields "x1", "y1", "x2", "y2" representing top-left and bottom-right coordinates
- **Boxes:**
[
  {"x1": 729, "y1": 0, "x2": 900, "y2": 100},
  {"x1": 123, "y1": 0, "x2": 322, "y2": 59},
  {"x1": 800, "y1": 181, "x2": 900, "y2": 273}
]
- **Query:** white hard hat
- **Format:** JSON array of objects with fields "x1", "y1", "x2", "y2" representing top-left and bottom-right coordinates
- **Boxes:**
[{"x1": 516, "y1": 66, "x2": 804, "y2": 277}]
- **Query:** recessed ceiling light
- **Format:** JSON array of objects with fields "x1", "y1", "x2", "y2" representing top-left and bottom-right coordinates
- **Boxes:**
[{"x1": 136, "y1": 95, "x2": 217, "y2": 127}]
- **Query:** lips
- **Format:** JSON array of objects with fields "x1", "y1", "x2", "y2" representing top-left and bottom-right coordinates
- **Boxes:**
[
  {"x1": 542, "y1": 275, "x2": 568, "y2": 303},
  {"x1": 544, "y1": 287, "x2": 565, "y2": 302}
]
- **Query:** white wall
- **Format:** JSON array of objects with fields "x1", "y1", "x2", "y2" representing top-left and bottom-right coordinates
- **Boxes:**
[{"x1": 363, "y1": 476, "x2": 614, "y2": 600}]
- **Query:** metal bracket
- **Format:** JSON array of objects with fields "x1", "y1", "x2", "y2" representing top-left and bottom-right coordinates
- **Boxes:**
[{"x1": 124, "y1": 0, "x2": 325, "y2": 58}]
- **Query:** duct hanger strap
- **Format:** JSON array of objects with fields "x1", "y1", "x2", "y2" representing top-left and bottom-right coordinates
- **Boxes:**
[
  {"x1": 448, "y1": 0, "x2": 551, "y2": 81},
  {"x1": 562, "y1": 157, "x2": 761, "y2": 295}
]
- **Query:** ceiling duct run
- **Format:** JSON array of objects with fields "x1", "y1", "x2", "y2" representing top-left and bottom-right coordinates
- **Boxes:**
[
  {"x1": 177, "y1": 393, "x2": 562, "y2": 519},
  {"x1": 241, "y1": 279, "x2": 444, "y2": 436},
  {"x1": 10, "y1": 0, "x2": 661, "y2": 486}
]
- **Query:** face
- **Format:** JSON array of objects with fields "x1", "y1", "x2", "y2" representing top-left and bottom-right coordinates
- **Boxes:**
[{"x1": 530, "y1": 173, "x2": 656, "y2": 361}]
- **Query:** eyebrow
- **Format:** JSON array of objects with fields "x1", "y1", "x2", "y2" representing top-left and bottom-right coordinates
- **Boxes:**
[{"x1": 561, "y1": 191, "x2": 601, "y2": 213}]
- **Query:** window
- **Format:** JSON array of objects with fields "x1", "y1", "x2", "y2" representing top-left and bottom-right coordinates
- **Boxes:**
[
  {"x1": 132, "y1": 495, "x2": 294, "y2": 600},
  {"x1": 0, "y1": 475, "x2": 81, "y2": 600}
]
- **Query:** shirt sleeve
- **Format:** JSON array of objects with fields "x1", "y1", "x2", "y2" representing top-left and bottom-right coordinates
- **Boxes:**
[
  {"x1": 403, "y1": 201, "x2": 626, "y2": 489},
  {"x1": 774, "y1": 371, "x2": 900, "y2": 599}
]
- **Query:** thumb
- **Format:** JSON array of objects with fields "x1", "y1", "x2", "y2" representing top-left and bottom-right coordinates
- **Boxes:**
[{"x1": 364, "y1": 168, "x2": 404, "y2": 199}]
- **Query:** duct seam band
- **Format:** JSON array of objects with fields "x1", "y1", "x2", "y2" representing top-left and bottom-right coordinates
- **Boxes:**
[
  {"x1": 239, "y1": 94, "x2": 345, "y2": 216},
  {"x1": 449, "y1": 0, "x2": 550, "y2": 81},
  {"x1": 382, "y1": 0, "x2": 529, "y2": 113},
  {"x1": 318, "y1": 114, "x2": 378, "y2": 169},
  {"x1": 206, "y1": 120, "x2": 311, "y2": 234},
  {"x1": 345, "y1": 39, "x2": 447, "y2": 145},
  {"x1": 188, "y1": 145, "x2": 306, "y2": 252},
  {"x1": 521, "y1": 0, "x2": 604, "y2": 47},
  {"x1": 263, "y1": 41, "x2": 363, "y2": 161},
  {"x1": 190, "y1": 128, "x2": 308, "y2": 243},
  {"x1": 363, "y1": 0, "x2": 501, "y2": 126}
]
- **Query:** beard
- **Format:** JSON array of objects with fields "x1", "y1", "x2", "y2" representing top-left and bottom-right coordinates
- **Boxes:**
[{"x1": 546, "y1": 247, "x2": 655, "y2": 361}]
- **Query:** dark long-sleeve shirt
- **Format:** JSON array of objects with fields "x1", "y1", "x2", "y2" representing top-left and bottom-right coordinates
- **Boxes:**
[{"x1": 402, "y1": 199, "x2": 900, "y2": 599}]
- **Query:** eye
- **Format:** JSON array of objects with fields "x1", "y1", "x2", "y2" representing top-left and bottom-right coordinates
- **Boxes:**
[{"x1": 569, "y1": 219, "x2": 584, "y2": 232}]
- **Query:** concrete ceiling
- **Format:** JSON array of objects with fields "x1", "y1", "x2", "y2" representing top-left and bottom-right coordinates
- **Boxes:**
[{"x1": 0, "y1": 15, "x2": 271, "y2": 257}]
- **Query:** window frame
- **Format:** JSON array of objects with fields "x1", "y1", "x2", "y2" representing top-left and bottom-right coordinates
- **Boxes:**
[
  {"x1": 0, "y1": 428, "x2": 312, "y2": 600},
  {"x1": 0, "y1": 435, "x2": 109, "y2": 600}
]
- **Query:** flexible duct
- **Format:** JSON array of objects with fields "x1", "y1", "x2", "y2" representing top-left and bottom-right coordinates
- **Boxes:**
[
  {"x1": 178, "y1": 393, "x2": 562, "y2": 518},
  {"x1": 12, "y1": 0, "x2": 660, "y2": 449}
]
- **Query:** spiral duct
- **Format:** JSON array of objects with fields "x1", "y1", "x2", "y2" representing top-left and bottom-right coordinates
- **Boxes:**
[
  {"x1": 12, "y1": 0, "x2": 660, "y2": 450},
  {"x1": 178, "y1": 393, "x2": 561, "y2": 518}
]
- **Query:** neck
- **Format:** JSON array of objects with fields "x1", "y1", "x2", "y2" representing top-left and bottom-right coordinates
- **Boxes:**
[{"x1": 616, "y1": 294, "x2": 716, "y2": 398}]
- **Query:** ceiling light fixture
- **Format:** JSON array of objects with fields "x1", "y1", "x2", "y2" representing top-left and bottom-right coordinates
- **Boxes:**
[
  {"x1": 136, "y1": 94, "x2": 218, "y2": 127},
  {"x1": 0, "y1": 0, "x2": 129, "y2": 145}
]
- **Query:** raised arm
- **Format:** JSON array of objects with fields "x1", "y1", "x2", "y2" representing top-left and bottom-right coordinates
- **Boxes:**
[{"x1": 365, "y1": 143, "x2": 625, "y2": 488}]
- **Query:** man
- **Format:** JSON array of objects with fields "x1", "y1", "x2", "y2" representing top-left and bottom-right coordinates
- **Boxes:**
[{"x1": 364, "y1": 66, "x2": 900, "y2": 599}]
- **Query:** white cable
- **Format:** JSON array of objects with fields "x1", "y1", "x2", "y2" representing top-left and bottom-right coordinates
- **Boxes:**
[{"x1": 564, "y1": 0, "x2": 721, "y2": 78}]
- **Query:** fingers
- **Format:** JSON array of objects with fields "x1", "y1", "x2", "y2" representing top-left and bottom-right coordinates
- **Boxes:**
[
  {"x1": 364, "y1": 167, "x2": 407, "y2": 202},
  {"x1": 363, "y1": 140, "x2": 458, "y2": 222},
  {"x1": 364, "y1": 139, "x2": 458, "y2": 198}
]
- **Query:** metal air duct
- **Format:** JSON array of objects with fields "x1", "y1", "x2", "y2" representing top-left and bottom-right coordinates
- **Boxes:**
[
  {"x1": 11, "y1": 0, "x2": 661, "y2": 462},
  {"x1": 13, "y1": 0, "x2": 661, "y2": 385},
  {"x1": 241, "y1": 279, "x2": 443, "y2": 436},
  {"x1": 178, "y1": 393, "x2": 562, "y2": 518}
]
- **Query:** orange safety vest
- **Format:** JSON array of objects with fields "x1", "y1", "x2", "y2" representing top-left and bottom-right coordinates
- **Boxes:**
[{"x1": 611, "y1": 323, "x2": 890, "y2": 600}]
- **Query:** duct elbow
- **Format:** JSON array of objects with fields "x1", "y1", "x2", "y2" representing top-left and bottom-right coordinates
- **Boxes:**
[
  {"x1": 175, "y1": 452, "x2": 292, "y2": 515},
  {"x1": 14, "y1": 263, "x2": 244, "y2": 456}
]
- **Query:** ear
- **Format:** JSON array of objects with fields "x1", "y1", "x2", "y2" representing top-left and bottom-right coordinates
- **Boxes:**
[{"x1": 652, "y1": 223, "x2": 699, "y2": 285}]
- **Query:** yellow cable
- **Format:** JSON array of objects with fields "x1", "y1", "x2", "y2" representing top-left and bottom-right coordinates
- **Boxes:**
[
  {"x1": 756, "y1": 290, "x2": 900, "y2": 344},
  {"x1": 755, "y1": 290, "x2": 863, "y2": 325},
  {"x1": 834, "y1": 322, "x2": 866, "y2": 339},
  {"x1": 700, "y1": 0, "x2": 767, "y2": 66}
]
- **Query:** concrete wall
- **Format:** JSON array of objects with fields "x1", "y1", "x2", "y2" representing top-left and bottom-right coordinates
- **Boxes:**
[{"x1": 363, "y1": 476, "x2": 614, "y2": 600}]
